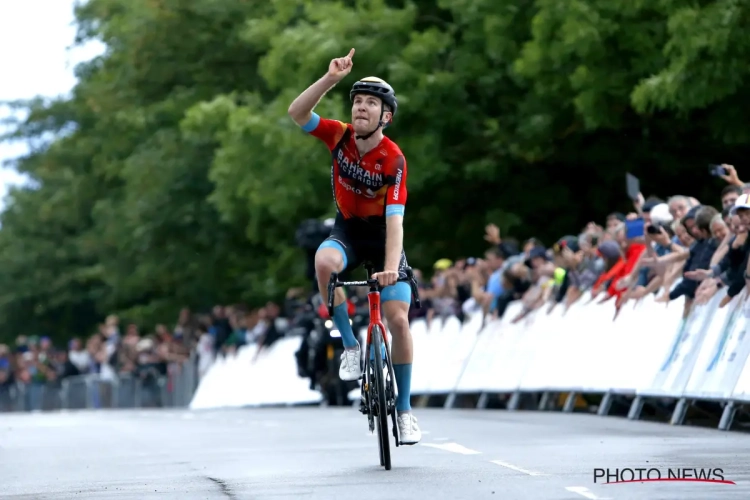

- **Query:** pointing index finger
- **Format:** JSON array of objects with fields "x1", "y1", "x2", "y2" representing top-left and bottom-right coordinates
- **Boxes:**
[{"x1": 347, "y1": 48, "x2": 355, "y2": 58}]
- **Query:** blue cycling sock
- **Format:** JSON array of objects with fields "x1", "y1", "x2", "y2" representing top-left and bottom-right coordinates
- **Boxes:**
[
  {"x1": 333, "y1": 302, "x2": 358, "y2": 349},
  {"x1": 393, "y1": 363, "x2": 412, "y2": 412}
]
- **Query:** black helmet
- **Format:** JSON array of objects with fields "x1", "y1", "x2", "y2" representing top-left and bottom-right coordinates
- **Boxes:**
[{"x1": 350, "y1": 77, "x2": 398, "y2": 119}]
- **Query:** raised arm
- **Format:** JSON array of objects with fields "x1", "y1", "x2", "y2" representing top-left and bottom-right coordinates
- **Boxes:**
[{"x1": 288, "y1": 48, "x2": 355, "y2": 127}]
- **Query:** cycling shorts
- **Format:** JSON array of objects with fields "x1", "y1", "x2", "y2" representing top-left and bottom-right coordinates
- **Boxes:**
[{"x1": 318, "y1": 214, "x2": 411, "y2": 304}]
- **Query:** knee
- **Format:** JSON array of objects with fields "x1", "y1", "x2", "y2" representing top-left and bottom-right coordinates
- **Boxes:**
[
  {"x1": 387, "y1": 311, "x2": 410, "y2": 337},
  {"x1": 315, "y1": 247, "x2": 343, "y2": 278}
]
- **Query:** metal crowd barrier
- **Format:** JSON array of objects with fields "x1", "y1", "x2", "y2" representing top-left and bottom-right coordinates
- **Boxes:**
[{"x1": 0, "y1": 352, "x2": 199, "y2": 413}]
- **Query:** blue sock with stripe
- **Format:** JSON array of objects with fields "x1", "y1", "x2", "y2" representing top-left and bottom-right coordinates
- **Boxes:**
[
  {"x1": 393, "y1": 363, "x2": 412, "y2": 412},
  {"x1": 333, "y1": 302, "x2": 358, "y2": 349}
]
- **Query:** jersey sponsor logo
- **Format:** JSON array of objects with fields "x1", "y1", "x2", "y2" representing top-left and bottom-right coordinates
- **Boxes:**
[
  {"x1": 337, "y1": 149, "x2": 384, "y2": 187},
  {"x1": 393, "y1": 167, "x2": 402, "y2": 201},
  {"x1": 338, "y1": 176, "x2": 377, "y2": 198}
]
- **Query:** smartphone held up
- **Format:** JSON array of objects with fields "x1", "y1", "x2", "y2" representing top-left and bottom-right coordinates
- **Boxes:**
[{"x1": 709, "y1": 164, "x2": 727, "y2": 177}]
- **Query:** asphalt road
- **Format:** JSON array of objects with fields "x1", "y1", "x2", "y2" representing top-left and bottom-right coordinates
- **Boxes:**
[{"x1": 1, "y1": 407, "x2": 749, "y2": 500}]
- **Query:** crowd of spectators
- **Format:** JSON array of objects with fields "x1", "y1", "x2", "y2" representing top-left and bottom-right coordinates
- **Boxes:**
[
  {"x1": 4, "y1": 164, "x2": 749, "y2": 412},
  {"x1": 0, "y1": 302, "x2": 287, "y2": 412},
  {"x1": 408, "y1": 164, "x2": 750, "y2": 328}
]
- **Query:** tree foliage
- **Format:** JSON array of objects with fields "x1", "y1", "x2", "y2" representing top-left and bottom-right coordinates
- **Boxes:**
[{"x1": 1, "y1": 0, "x2": 749, "y2": 342}]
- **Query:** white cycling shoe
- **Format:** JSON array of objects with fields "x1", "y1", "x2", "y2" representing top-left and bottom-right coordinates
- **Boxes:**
[
  {"x1": 397, "y1": 413, "x2": 421, "y2": 445},
  {"x1": 339, "y1": 346, "x2": 362, "y2": 381}
]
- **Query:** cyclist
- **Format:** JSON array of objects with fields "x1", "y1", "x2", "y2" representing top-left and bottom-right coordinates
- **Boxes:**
[{"x1": 287, "y1": 48, "x2": 421, "y2": 445}]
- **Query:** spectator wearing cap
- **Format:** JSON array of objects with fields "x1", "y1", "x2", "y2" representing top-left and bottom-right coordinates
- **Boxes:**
[
  {"x1": 733, "y1": 193, "x2": 750, "y2": 228},
  {"x1": 649, "y1": 203, "x2": 673, "y2": 226},
  {"x1": 637, "y1": 196, "x2": 666, "y2": 224},
  {"x1": 710, "y1": 184, "x2": 744, "y2": 270}
]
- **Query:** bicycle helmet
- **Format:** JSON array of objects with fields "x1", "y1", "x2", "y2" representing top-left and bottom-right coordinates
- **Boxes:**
[{"x1": 350, "y1": 77, "x2": 398, "y2": 140}]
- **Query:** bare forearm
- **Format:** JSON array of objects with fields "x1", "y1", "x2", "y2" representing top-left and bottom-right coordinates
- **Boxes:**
[
  {"x1": 710, "y1": 233, "x2": 731, "y2": 266},
  {"x1": 664, "y1": 249, "x2": 689, "y2": 264},
  {"x1": 641, "y1": 274, "x2": 664, "y2": 296},
  {"x1": 288, "y1": 74, "x2": 340, "y2": 125},
  {"x1": 385, "y1": 216, "x2": 404, "y2": 271}
]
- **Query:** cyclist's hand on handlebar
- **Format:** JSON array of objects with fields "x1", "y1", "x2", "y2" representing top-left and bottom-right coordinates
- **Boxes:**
[{"x1": 372, "y1": 270, "x2": 399, "y2": 287}]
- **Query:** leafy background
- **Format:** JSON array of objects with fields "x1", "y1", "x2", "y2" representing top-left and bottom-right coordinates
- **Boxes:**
[{"x1": 1, "y1": 0, "x2": 748, "y2": 343}]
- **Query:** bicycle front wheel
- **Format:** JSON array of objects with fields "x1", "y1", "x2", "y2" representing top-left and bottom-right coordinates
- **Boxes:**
[{"x1": 372, "y1": 324, "x2": 391, "y2": 470}]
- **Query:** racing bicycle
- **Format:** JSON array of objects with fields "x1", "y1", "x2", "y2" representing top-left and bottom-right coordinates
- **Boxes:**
[{"x1": 327, "y1": 263, "x2": 421, "y2": 471}]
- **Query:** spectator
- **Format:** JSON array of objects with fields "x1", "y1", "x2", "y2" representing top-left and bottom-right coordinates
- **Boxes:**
[
  {"x1": 646, "y1": 205, "x2": 720, "y2": 316},
  {"x1": 510, "y1": 246, "x2": 555, "y2": 323},
  {"x1": 210, "y1": 306, "x2": 232, "y2": 356},
  {"x1": 690, "y1": 198, "x2": 750, "y2": 306},
  {"x1": 721, "y1": 185, "x2": 742, "y2": 211},
  {"x1": 559, "y1": 233, "x2": 603, "y2": 310},
  {"x1": 8, "y1": 165, "x2": 750, "y2": 414}
]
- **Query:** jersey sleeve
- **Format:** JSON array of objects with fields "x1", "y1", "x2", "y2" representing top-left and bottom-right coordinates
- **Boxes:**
[
  {"x1": 385, "y1": 154, "x2": 407, "y2": 217},
  {"x1": 299, "y1": 112, "x2": 347, "y2": 151}
]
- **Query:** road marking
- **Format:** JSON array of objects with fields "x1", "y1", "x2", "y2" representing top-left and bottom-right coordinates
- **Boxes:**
[
  {"x1": 565, "y1": 486, "x2": 611, "y2": 500},
  {"x1": 420, "y1": 442, "x2": 481, "y2": 455},
  {"x1": 490, "y1": 460, "x2": 547, "y2": 476}
]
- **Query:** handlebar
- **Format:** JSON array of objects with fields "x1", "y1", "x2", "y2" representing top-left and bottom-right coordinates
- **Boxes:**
[{"x1": 326, "y1": 266, "x2": 421, "y2": 318}]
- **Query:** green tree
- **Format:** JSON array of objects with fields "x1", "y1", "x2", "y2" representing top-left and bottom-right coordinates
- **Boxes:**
[{"x1": 2, "y1": 0, "x2": 749, "y2": 344}]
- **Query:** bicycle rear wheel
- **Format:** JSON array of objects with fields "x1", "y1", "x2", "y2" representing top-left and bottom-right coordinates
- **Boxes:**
[{"x1": 372, "y1": 325, "x2": 391, "y2": 470}]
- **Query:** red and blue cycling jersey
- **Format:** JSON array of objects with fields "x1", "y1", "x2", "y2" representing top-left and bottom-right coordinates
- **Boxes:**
[{"x1": 301, "y1": 113, "x2": 407, "y2": 225}]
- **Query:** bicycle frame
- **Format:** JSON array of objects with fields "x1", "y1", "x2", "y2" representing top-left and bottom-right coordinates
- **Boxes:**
[
  {"x1": 365, "y1": 285, "x2": 388, "y2": 360},
  {"x1": 326, "y1": 266, "x2": 421, "y2": 373},
  {"x1": 326, "y1": 265, "x2": 421, "y2": 470}
]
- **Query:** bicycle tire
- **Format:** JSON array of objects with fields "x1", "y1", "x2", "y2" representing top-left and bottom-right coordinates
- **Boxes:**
[
  {"x1": 384, "y1": 334, "x2": 399, "y2": 446},
  {"x1": 372, "y1": 325, "x2": 391, "y2": 470}
]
